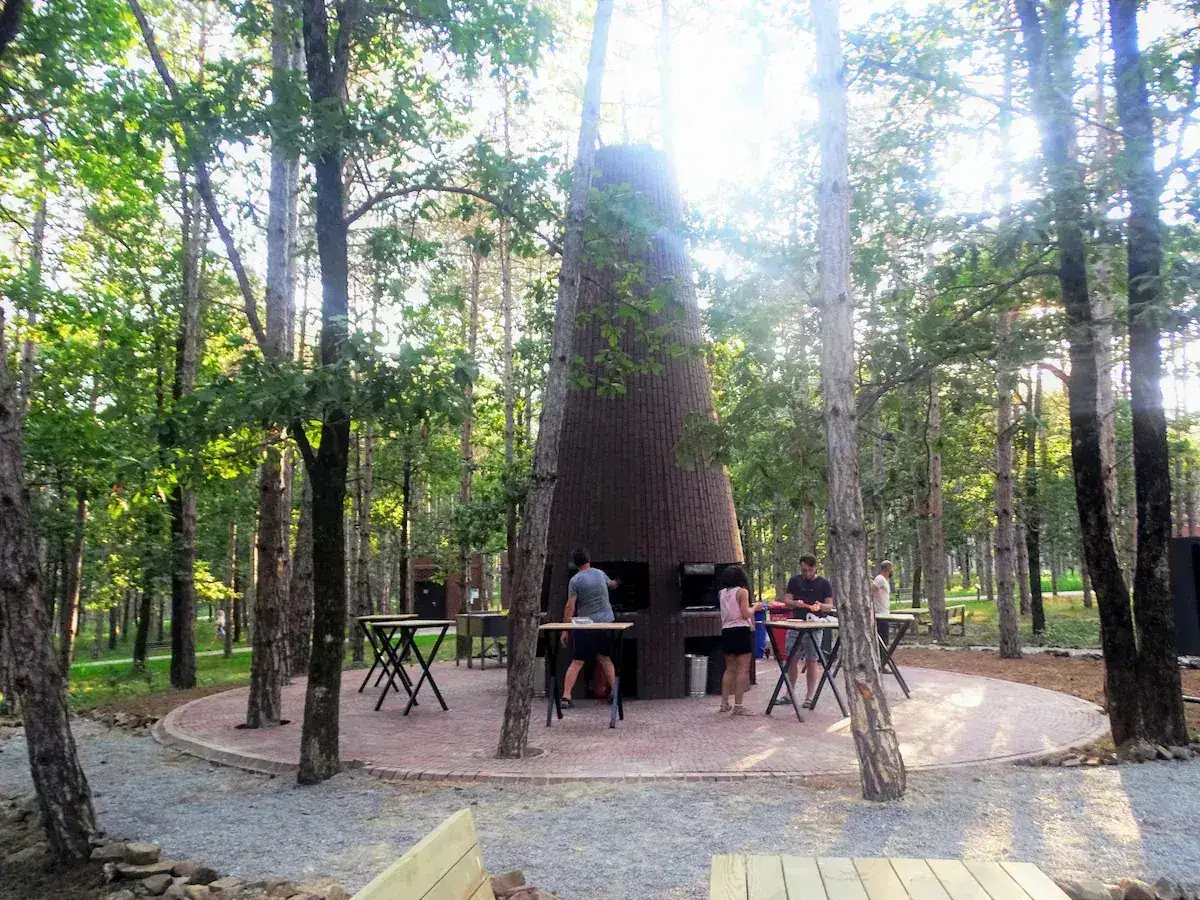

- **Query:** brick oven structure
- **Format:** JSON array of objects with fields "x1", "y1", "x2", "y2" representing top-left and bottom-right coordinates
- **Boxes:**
[{"x1": 544, "y1": 145, "x2": 742, "y2": 699}]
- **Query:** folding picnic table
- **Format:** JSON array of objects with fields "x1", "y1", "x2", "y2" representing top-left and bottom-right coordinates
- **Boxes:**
[
  {"x1": 763, "y1": 619, "x2": 844, "y2": 721},
  {"x1": 355, "y1": 614, "x2": 416, "y2": 695},
  {"x1": 539, "y1": 621, "x2": 633, "y2": 729},
  {"x1": 367, "y1": 618, "x2": 454, "y2": 714}
]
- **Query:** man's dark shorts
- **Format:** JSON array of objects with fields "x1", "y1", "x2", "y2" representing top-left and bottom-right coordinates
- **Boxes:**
[{"x1": 572, "y1": 631, "x2": 613, "y2": 662}]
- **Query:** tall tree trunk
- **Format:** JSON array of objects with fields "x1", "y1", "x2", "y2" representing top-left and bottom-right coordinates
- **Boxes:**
[
  {"x1": 1024, "y1": 370, "x2": 1045, "y2": 626},
  {"x1": 296, "y1": 0, "x2": 355, "y2": 783},
  {"x1": 0, "y1": 322, "x2": 98, "y2": 862},
  {"x1": 501, "y1": 102, "x2": 518, "y2": 609},
  {"x1": 58, "y1": 488, "x2": 87, "y2": 676},
  {"x1": 108, "y1": 601, "x2": 118, "y2": 650},
  {"x1": 121, "y1": 588, "x2": 131, "y2": 644},
  {"x1": 910, "y1": 543, "x2": 922, "y2": 609},
  {"x1": 771, "y1": 496, "x2": 786, "y2": 601},
  {"x1": 224, "y1": 521, "x2": 235, "y2": 659},
  {"x1": 496, "y1": 0, "x2": 614, "y2": 759},
  {"x1": 1016, "y1": 0, "x2": 1140, "y2": 745},
  {"x1": 1109, "y1": 0, "x2": 1188, "y2": 746},
  {"x1": 458, "y1": 246, "x2": 481, "y2": 610},
  {"x1": 287, "y1": 474, "x2": 313, "y2": 676},
  {"x1": 247, "y1": 0, "x2": 300, "y2": 728},
  {"x1": 348, "y1": 437, "x2": 364, "y2": 662},
  {"x1": 924, "y1": 378, "x2": 947, "y2": 640},
  {"x1": 812, "y1": 0, "x2": 905, "y2": 801},
  {"x1": 995, "y1": 311, "x2": 1022, "y2": 658},
  {"x1": 398, "y1": 455, "x2": 411, "y2": 614},
  {"x1": 980, "y1": 527, "x2": 994, "y2": 603}
]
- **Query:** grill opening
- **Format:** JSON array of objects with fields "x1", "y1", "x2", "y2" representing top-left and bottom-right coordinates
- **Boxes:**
[{"x1": 679, "y1": 562, "x2": 740, "y2": 611}]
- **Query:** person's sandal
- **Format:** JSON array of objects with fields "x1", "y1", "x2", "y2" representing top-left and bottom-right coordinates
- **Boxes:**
[
  {"x1": 559, "y1": 698, "x2": 574, "y2": 709},
  {"x1": 732, "y1": 705, "x2": 754, "y2": 716},
  {"x1": 802, "y1": 698, "x2": 815, "y2": 709},
  {"x1": 718, "y1": 701, "x2": 732, "y2": 713}
]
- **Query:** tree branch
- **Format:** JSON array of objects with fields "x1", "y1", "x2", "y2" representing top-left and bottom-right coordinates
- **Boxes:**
[
  {"x1": 346, "y1": 180, "x2": 563, "y2": 253},
  {"x1": 127, "y1": 0, "x2": 268, "y2": 353}
]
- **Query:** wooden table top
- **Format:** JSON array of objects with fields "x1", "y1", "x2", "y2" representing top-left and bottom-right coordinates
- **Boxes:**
[
  {"x1": 709, "y1": 856, "x2": 1070, "y2": 900},
  {"x1": 876, "y1": 613, "x2": 916, "y2": 622},
  {"x1": 367, "y1": 618, "x2": 454, "y2": 629},
  {"x1": 356, "y1": 614, "x2": 416, "y2": 622},
  {"x1": 764, "y1": 618, "x2": 839, "y2": 631},
  {"x1": 538, "y1": 621, "x2": 635, "y2": 632}
]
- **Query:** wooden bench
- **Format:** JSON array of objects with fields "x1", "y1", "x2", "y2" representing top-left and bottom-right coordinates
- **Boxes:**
[
  {"x1": 710, "y1": 856, "x2": 1071, "y2": 900},
  {"x1": 908, "y1": 605, "x2": 966, "y2": 637},
  {"x1": 351, "y1": 808, "x2": 494, "y2": 900}
]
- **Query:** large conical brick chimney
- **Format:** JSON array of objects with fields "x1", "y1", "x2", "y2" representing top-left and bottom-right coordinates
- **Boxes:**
[{"x1": 544, "y1": 145, "x2": 742, "y2": 699}]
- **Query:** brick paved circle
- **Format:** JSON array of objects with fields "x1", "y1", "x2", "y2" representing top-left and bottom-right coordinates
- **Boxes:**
[{"x1": 154, "y1": 662, "x2": 1108, "y2": 783}]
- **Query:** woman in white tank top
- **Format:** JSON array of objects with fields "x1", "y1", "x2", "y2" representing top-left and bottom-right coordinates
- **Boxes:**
[{"x1": 717, "y1": 565, "x2": 762, "y2": 715}]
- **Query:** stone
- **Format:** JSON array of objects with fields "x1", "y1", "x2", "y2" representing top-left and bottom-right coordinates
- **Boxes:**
[
  {"x1": 183, "y1": 887, "x2": 212, "y2": 900},
  {"x1": 116, "y1": 861, "x2": 178, "y2": 879},
  {"x1": 143, "y1": 874, "x2": 173, "y2": 896},
  {"x1": 294, "y1": 877, "x2": 350, "y2": 900},
  {"x1": 1107, "y1": 885, "x2": 1124, "y2": 900},
  {"x1": 106, "y1": 892, "x2": 138, "y2": 900},
  {"x1": 4, "y1": 843, "x2": 46, "y2": 865},
  {"x1": 1061, "y1": 757, "x2": 1082, "y2": 768},
  {"x1": 209, "y1": 877, "x2": 244, "y2": 892},
  {"x1": 1119, "y1": 741, "x2": 1157, "y2": 764},
  {"x1": 1154, "y1": 879, "x2": 1184, "y2": 900},
  {"x1": 124, "y1": 842, "x2": 163, "y2": 865},
  {"x1": 1172, "y1": 747, "x2": 1191, "y2": 761},
  {"x1": 190, "y1": 866, "x2": 221, "y2": 886},
  {"x1": 93, "y1": 842, "x2": 130, "y2": 862},
  {"x1": 505, "y1": 889, "x2": 542, "y2": 900},
  {"x1": 491, "y1": 871, "x2": 528, "y2": 897},
  {"x1": 1155, "y1": 745, "x2": 1173, "y2": 761},
  {"x1": 261, "y1": 878, "x2": 300, "y2": 898},
  {"x1": 172, "y1": 861, "x2": 199, "y2": 878},
  {"x1": 1058, "y1": 878, "x2": 1112, "y2": 900},
  {"x1": 163, "y1": 888, "x2": 189, "y2": 900},
  {"x1": 1119, "y1": 879, "x2": 1157, "y2": 900},
  {"x1": 1084, "y1": 757, "x2": 1101, "y2": 767}
]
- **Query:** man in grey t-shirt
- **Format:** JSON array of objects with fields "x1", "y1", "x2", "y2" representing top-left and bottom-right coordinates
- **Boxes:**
[{"x1": 559, "y1": 548, "x2": 618, "y2": 705}]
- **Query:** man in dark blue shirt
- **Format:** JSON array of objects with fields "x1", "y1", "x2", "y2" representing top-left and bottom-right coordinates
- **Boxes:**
[{"x1": 777, "y1": 554, "x2": 835, "y2": 707}]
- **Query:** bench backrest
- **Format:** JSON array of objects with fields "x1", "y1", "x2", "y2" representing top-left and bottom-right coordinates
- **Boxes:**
[{"x1": 351, "y1": 808, "x2": 495, "y2": 900}]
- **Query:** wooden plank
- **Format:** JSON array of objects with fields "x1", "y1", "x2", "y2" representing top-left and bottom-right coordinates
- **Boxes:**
[
  {"x1": 782, "y1": 856, "x2": 828, "y2": 900},
  {"x1": 890, "y1": 859, "x2": 952, "y2": 900},
  {"x1": 817, "y1": 858, "x2": 870, "y2": 900},
  {"x1": 964, "y1": 862, "x2": 1033, "y2": 900},
  {"x1": 854, "y1": 859, "x2": 910, "y2": 900},
  {"x1": 746, "y1": 856, "x2": 787, "y2": 900},
  {"x1": 467, "y1": 879, "x2": 497, "y2": 900},
  {"x1": 999, "y1": 863, "x2": 1071, "y2": 900},
  {"x1": 351, "y1": 809, "x2": 480, "y2": 900},
  {"x1": 424, "y1": 844, "x2": 489, "y2": 900},
  {"x1": 709, "y1": 855, "x2": 748, "y2": 900},
  {"x1": 927, "y1": 860, "x2": 991, "y2": 900}
]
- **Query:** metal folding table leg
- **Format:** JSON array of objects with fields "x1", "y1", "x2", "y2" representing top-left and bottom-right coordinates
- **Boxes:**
[
  {"x1": 764, "y1": 629, "x2": 805, "y2": 722},
  {"x1": 809, "y1": 633, "x2": 849, "y2": 717},
  {"x1": 403, "y1": 625, "x2": 450, "y2": 715}
]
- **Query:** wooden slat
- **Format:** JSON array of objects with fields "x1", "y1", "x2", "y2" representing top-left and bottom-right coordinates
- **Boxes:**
[
  {"x1": 817, "y1": 858, "x2": 870, "y2": 900},
  {"x1": 782, "y1": 856, "x2": 828, "y2": 900},
  {"x1": 467, "y1": 879, "x2": 497, "y2": 900},
  {"x1": 424, "y1": 844, "x2": 489, "y2": 900},
  {"x1": 1000, "y1": 863, "x2": 1071, "y2": 900},
  {"x1": 855, "y1": 859, "x2": 910, "y2": 900},
  {"x1": 964, "y1": 862, "x2": 1033, "y2": 900},
  {"x1": 927, "y1": 860, "x2": 991, "y2": 900},
  {"x1": 746, "y1": 856, "x2": 787, "y2": 900},
  {"x1": 710, "y1": 855, "x2": 748, "y2": 900},
  {"x1": 351, "y1": 809, "x2": 480, "y2": 900},
  {"x1": 890, "y1": 859, "x2": 952, "y2": 900}
]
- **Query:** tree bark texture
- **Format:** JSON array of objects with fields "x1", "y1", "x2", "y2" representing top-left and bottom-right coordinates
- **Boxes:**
[
  {"x1": 458, "y1": 247, "x2": 481, "y2": 609},
  {"x1": 1016, "y1": 0, "x2": 1141, "y2": 745},
  {"x1": 1025, "y1": 369, "x2": 1046, "y2": 631},
  {"x1": 297, "y1": 0, "x2": 354, "y2": 783},
  {"x1": 247, "y1": 0, "x2": 300, "y2": 728},
  {"x1": 0, "y1": 331, "x2": 98, "y2": 862},
  {"x1": 812, "y1": 0, "x2": 905, "y2": 801},
  {"x1": 57, "y1": 488, "x2": 86, "y2": 676},
  {"x1": 225, "y1": 520, "x2": 236, "y2": 659},
  {"x1": 496, "y1": 0, "x2": 614, "y2": 759},
  {"x1": 980, "y1": 528, "x2": 994, "y2": 604},
  {"x1": 287, "y1": 474, "x2": 314, "y2": 677},
  {"x1": 923, "y1": 378, "x2": 947, "y2": 641},
  {"x1": 1109, "y1": 0, "x2": 1188, "y2": 746},
  {"x1": 995, "y1": 311, "x2": 1022, "y2": 658}
]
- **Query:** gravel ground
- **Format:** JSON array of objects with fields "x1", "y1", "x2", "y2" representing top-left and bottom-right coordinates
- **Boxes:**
[{"x1": 2, "y1": 722, "x2": 1199, "y2": 900}]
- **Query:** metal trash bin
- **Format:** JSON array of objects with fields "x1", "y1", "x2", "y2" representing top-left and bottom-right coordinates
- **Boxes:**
[{"x1": 686, "y1": 654, "x2": 708, "y2": 698}]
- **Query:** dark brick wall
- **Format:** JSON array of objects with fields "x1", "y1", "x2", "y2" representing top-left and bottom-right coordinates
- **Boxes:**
[{"x1": 546, "y1": 145, "x2": 742, "y2": 699}]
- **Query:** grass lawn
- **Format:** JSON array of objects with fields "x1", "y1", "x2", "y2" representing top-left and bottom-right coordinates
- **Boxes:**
[
  {"x1": 67, "y1": 632, "x2": 457, "y2": 711},
  {"x1": 891, "y1": 595, "x2": 1101, "y2": 648}
]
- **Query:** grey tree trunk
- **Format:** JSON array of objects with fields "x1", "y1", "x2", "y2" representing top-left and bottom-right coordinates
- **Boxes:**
[
  {"x1": 995, "y1": 311, "x2": 1022, "y2": 658},
  {"x1": 246, "y1": 0, "x2": 300, "y2": 728},
  {"x1": 287, "y1": 474, "x2": 313, "y2": 677},
  {"x1": 924, "y1": 377, "x2": 947, "y2": 641},
  {"x1": 980, "y1": 528, "x2": 994, "y2": 603},
  {"x1": 0, "y1": 324, "x2": 98, "y2": 862},
  {"x1": 812, "y1": 0, "x2": 905, "y2": 802},
  {"x1": 501, "y1": 83, "x2": 518, "y2": 611},
  {"x1": 224, "y1": 521, "x2": 235, "y2": 659},
  {"x1": 771, "y1": 496, "x2": 786, "y2": 601},
  {"x1": 496, "y1": 0, "x2": 614, "y2": 760},
  {"x1": 458, "y1": 246, "x2": 481, "y2": 609},
  {"x1": 58, "y1": 488, "x2": 87, "y2": 676}
]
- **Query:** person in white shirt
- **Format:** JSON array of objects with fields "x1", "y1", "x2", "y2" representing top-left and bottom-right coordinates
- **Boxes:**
[{"x1": 872, "y1": 560, "x2": 893, "y2": 643}]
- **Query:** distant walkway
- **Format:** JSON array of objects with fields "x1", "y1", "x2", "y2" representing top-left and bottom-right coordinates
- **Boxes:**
[{"x1": 73, "y1": 646, "x2": 253, "y2": 669}]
